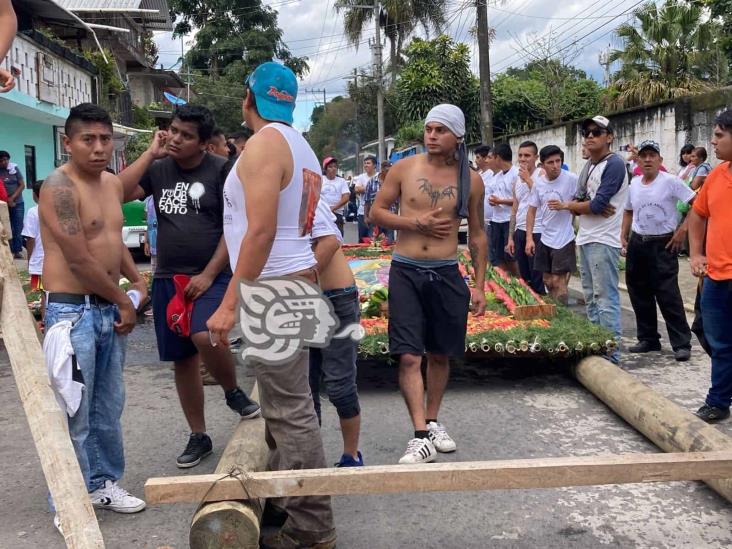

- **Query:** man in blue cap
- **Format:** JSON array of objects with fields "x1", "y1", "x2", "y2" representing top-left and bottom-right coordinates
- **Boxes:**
[{"x1": 207, "y1": 61, "x2": 336, "y2": 549}]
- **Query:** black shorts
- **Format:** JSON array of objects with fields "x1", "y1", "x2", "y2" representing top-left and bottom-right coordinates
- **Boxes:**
[
  {"x1": 490, "y1": 221, "x2": 514, "y2": 266},
  {"x1": 152, "y1": 272, "x2": 231, "y2": 362},
  {"x1": 388, "y1": 260, "x2": 470, "y2": 358},
  {"x1": 534, "y1": 240, "x2": 576, "y2": 274}
]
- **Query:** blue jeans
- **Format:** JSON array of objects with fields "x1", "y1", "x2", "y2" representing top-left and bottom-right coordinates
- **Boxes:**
[
  {"x1": 357, "y1": 214, "x2": 370, "y2": 242},
  {"x1": 10, "y1": 202, "x2": 24, "y2": 254},
  {"x1": 701, "y1": 278, "x2": 732, "y2": 409},
  {"x1": 45, "y1": 300, "x2": 127, "y2": 492},
  {"x1": 578, "y1": 243, "x2": 621, "y2": 361}
]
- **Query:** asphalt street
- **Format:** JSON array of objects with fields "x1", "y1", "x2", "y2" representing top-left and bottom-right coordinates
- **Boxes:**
[{"x1": 1, "y1": 224, "x2": 731, "y2": 548}]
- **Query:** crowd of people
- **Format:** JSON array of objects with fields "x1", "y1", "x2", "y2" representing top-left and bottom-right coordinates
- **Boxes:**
[{"x1": 2, "y1": 0, "x2": 732, "y2": 537}]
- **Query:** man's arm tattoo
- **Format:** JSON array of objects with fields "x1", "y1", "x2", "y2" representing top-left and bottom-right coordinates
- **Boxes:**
[
  {"x1": 53, "y1": 189, "x2": 81, "y2": 235},
  {"x1": 46, "y1": 170, "x2": 81, "y2": 235}
]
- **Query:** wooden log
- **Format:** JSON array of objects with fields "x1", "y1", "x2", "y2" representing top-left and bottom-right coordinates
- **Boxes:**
[
  {"x1": 574, "y1": 356, "x2": 732, "y2": 503},
  {"x1": 145, "y1": 450, "x2": 732, "y2": 504},
  {"x1": 0, "y1": 202, "x2": 104, "y2": 548},
  {"x1": 189, "y1": 384, "x2": 267, "y2": 549}
]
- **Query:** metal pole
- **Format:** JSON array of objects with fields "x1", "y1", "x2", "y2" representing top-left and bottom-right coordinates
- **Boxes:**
[
  {"x1": 373, "y1": 0, "x2": 386, "y2": 163},
  {"x1": 476, "y1": 0, "x2": 494, "y2": 144}
]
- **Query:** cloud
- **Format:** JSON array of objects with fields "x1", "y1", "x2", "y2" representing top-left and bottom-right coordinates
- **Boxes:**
[{"x1": 155, "y1": 0, "x2": 638, "y2": 131}]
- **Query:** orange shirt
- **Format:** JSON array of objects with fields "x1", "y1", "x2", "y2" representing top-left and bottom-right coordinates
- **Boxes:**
[{"x1": 693, "y1": 162, "x2": 732, "y2": 280}]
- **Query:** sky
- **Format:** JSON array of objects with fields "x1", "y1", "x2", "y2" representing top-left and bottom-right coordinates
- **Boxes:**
[{"x1": 153, "y1": 0, "x2": 643, "y2": 132}]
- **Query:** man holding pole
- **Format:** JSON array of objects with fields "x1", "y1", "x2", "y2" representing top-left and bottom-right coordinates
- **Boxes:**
[{"x1": 371, "y1": 104, "x2": 487, "y2": 465}]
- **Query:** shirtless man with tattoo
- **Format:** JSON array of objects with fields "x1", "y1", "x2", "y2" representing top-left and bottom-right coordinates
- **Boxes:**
[
  {"x1": 40, "y1": 104, "x2": 148, "y2": 531},
  {"x1": 370, "y1": 104, "x2": 487, "y2": 464}
]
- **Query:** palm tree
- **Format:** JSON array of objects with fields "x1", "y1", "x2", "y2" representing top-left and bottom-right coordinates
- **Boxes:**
[
  {"x1": 607, "y1": 0, "x2": 727, "y2": 110},
  {"x1": 334, "y1": 0, "x2": 449, "y2": 85}
]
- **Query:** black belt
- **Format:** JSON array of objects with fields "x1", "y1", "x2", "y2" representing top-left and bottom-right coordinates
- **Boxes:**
[
  {"x1": 47, "y1": 292, "x2": 112, "y2": 305},
  {"x1": 631, "y1": 232, "x2": 674, "y2": 242}
]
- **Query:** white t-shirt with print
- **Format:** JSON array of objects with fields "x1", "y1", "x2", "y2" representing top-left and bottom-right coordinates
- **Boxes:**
[
  {"x1": 528, "y1": 171, "x2": 578, "y2": 250},
  {"x1": 491, "y1": 165, "x2": 517, "y2": 223},
  {"x1": 515, "y1": 170, "x2": 543, "y2": 232},
  {"x1": 320, "y1": 175, "x2": 350, "y2": 215},
  {"x1": 481, "y1": 169, "x2": 494, "y2": 224},
  {"x1": 625, "y1": 171, "x2": 695, "y2": 236},
  {"x1": 353, "y1": 172, "x2": 374, "y2": 216},
  {"x1": 21, "y1": 205, "x2": 44, "y2": 275}
]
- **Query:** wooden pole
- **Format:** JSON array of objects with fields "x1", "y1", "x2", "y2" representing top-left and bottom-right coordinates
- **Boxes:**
[
  {"x1": 574, "y1": 356, "x2": 732, "y2": 503},
  {"x1": 0, "y1": 201, "x2": 104, "y2": 547},
  {"x1": 189, "y1": 384, "x2": 268, "y2": 549},
  {"x1": 145, "y1": 450, "x2": 732, "y2": 504}
]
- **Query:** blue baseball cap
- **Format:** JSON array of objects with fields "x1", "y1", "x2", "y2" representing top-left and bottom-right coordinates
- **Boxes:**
[{"x1": 246, "y1": 62, "x2": 297, "y2": 125}]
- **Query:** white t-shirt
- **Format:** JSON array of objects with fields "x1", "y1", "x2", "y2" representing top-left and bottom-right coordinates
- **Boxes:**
[
  {"x1": 528, "y1": 171, "x2": 578, "y2": 250},
  {"x1": 491, "y1": 166, "x2": 517, "y2": 223},
  {"x1": 321, "y1": 175, "x2": 350, "y2": 215},
  {"x1": 21, "y1": 205, "x2": 44, "y2": 275},
  {"x1": 353, "y1": 172, "x2": 374, "y2": 216},
  {"x1": 625, "y1": 171, "x2": 695, "y2": 236},
  {"x1": 576, "y1": 154, "x2": 629, "y2": 248},
  {"x1": 480, "y1": 169, "x2": 494, "y2": 224},
  {"x1": 515, "y1": 170, "x2": 543, "y2": 232},
  {"x1": 312, "y1": 197, "x2": 342, "y2": 242}
]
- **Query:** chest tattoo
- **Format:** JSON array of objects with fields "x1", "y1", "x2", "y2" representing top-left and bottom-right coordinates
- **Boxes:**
[{"x1": 418, "y1": 178, "x2": 457, "y2": 208}]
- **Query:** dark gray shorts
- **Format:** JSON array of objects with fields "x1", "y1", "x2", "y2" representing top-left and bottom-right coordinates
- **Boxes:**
[
  {"x1": 534, "y1": 239, "x2": 576, "y2": 274},
  {"x1": 388, "y1": 260, "x2": 470, "y2": 358}
]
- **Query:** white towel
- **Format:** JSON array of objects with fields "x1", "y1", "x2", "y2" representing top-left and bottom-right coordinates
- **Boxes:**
[{"x1": 43, "y1": 321, "x2": 84, "y2": 417}]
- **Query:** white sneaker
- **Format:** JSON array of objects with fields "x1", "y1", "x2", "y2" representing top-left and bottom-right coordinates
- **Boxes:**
[
  {"x1": 398, "y1": 437, "x2": 436, "y2": 464},
  {"x1": 53, "y1": 514, "x2": 63, "y2": 536},
  {"x1": 427, "y1": 421, "x2": 457, "y2": 453},
  {"x1": 90, "y1": 480, "x2": 146, "y2": 513}
]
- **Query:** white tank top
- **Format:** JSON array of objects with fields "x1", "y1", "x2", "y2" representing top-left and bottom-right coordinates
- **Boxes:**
[{"x1": 223, "y1": 123, "x2": 318, "y2": 278}]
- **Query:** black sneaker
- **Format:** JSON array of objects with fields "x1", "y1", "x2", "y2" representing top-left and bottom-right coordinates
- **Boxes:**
[
  {"x1": 674, "y1": 348, "x2": 691, "y2": 362},
  {"x1": 629, "y1": 341, "x2": 662, "y2": 353},
  {"x1": 177, "y1": 433, "x2": 213, "y2": 468},
  {"x1": 225, "y1": 387, "x2": 261, "y2": 419},
  {"x1": 694, "y1": 404, "x2": 731, "y2": 423}
]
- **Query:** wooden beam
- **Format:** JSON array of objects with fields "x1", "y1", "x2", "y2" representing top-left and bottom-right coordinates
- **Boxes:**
[
  {"x1": 574, "y1": 356, "x2": 732, "y2": 503},
  {"x1": 189, "y1": 384, "x2": 268, "y2": 549},
  {"x1": 145, "y1": 450, "x2": 732, "y2": 504},
  {"x1": 0, "y1": 201, "x2": 104, "y2": 547}
]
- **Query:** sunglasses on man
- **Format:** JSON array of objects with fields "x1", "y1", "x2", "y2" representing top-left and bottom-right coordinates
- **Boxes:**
[{"x1": 582, "y1": 128, "x2": 608, "y2": 138}]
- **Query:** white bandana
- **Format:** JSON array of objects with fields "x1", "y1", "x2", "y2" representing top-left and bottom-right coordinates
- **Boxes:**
[{"x1": 424, "y1": 104, "x2": 465, "y2": 139}]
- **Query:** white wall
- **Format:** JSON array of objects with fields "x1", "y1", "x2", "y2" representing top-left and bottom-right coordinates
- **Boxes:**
[
  {"x1": 504, "y1": 89, "x2": 732, "y2": 173},
  {"x1": 2, "y1": 33, "x2": 94, "y2": 108}
]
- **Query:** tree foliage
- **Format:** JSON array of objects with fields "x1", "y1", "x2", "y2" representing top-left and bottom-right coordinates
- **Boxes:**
[
  {"x1": 334, "y1": 0, "x2": 448, "y2": 85},
  {"x1": 394, "y1": 36, "x2": 480, "y2": 143},
  {"x1": 168, "y1": 0, "x2": 308, "y2": 78},
  {"x1": 492, "y1": 61, "x2": 602, "y2": 135},
  {"x1": 608, "y1": 0, "x2": 727, "y2": 109}
]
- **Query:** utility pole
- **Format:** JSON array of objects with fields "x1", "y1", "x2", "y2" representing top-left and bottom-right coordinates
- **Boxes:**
[
  {"x1": 345, "y1": 68, "x2": 360, "y2": 172},
  {"x1": 476, "y1": 0, "x2": 493, "y2": 144},
  {"x1": 180, "y1": 37, "x2": 190, "y2": 102},
  {"x1": 303, "y1": 88, "x2": 328, "y2": 112},
  {"x1": 598, "y1": 45, "x2": 611, "y2": 87},
  {"x1": 371, "y1": 0, "x2": 386, "y2": 163}
]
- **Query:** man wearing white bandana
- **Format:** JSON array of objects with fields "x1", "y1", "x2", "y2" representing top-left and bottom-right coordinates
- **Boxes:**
[{"x1": 371, "y1": 104, "x2": 487, "y2": 465}]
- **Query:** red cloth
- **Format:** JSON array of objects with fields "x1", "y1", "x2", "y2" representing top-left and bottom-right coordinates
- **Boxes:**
[{"x1": 166, "y1": 274, "x2": 193, "y2": 337}]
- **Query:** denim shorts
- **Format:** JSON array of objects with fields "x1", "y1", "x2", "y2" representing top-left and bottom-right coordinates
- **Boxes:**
[
  {"x1": 152, "y1": 272, "x2": 231, "y2": 362},
  {"x1": 309, "y1": 286, "x2": 360, "y2": 420}
]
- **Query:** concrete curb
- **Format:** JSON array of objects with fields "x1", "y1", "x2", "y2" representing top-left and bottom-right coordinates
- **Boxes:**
[{"x1": 618, "y1": 282, "x2": 695, "y2": 315}]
